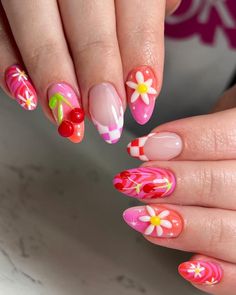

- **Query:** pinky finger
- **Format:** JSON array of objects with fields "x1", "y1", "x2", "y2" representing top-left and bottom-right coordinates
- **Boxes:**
[
  {"x1": 178, "y1": 255, "x2": 236, "y2": 295},
  {"x1": 0, "y1": 6, "x2": 37, "y2": 111}
]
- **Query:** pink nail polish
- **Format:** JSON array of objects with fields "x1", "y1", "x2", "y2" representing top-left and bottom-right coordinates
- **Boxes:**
[
  {"x1": 5, "y1": 64, "x2": 38, "y2": 111},
  {"x1": 89, "y1": 83, "x2": 124, "y2": 144},
  {"x1": 113, "y1": 167, "x2": 176, "y2": 199},
  {"x1": 48, "y1": 83, "x2": 84, "y2": 143},
  {"x1": 126, "y1": 66, "x2": 157, "y2": 125},
  {"x1": 123, "y1": 205, "x2": 183, "y2": 238},
  {"x1": 127, "y1": 132, "x2": 183, "y2": 161},
  {"x1": 178, "y1": 261, "x2": 223, "y2": 286}
]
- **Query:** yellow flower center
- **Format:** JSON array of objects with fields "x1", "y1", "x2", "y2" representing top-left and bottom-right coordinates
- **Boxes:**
[
  {"x1": 137, "y1": 84, "x2": 148, "y2": 94},
  {"x1": 150, "y1": 216, "x2": 161, "y2": 226},
  {"x1": 194, "y1": 268, "x2": 201, "y2": 275},
  {"x1": 26, "y1": 99, "x2": 31, "y2": 107}
]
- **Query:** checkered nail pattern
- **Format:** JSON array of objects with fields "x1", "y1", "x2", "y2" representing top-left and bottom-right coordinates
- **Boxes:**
[
  {"x1": 127, "y1": 133, "x2": 155, "y2": 161},
  {"x1": 91, "y1": 106, "x2": 124, "y2": 144}
]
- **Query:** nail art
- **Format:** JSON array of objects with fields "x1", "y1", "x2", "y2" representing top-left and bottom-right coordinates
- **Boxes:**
[
  {"x1": 48, "y1": 83, "x2": 84, "y2": 143},
  {"x1": 123, "y1": 205, "x2": 183, "y2": 238},
  {"x1": 5, "y1": 64, "x2": 38, "y2": 111},
  {"x1": 113, "y1": 167, "x2": 176, "y2": 199},
  {"x1": 126, "y1": 66, "x2": 157, "y2": 125},
  {"x1": 178, "y1": 261, "x2": 223, "y2": 286},
  {"x1": 127, "y1": 132, "x2": 183, "y2": 161},
  {"x1": 89, "y1": 83, "x2": 124, "y2": 144}
]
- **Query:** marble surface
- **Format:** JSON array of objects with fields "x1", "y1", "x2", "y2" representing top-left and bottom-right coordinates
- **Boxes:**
[{"x1": 0, "y1": 90, "x2": 204, "y2": 295}]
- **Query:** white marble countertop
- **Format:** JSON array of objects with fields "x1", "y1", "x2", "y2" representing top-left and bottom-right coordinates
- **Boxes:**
[{"x1": 0, "y1": 90, "x2": 204, "y2": 295}]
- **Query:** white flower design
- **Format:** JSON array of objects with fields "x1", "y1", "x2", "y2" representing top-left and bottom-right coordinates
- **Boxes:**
[
  {"x1": 187, "y1": 263, "x2": 205, "y2": 278},
  {"x1": 126, "y1": 71, "x2": 157, "y2": 105},
  {"x1": 12, "y1": 68, "x2": 28, "y2": 82},
  {"x1": 18, "y1": 90, "x2": 36, "y2": 110},
  {"x1": 138, "y1": 205, "x2": 172, "y2": 236},
  {"x1": 205, "y1": 278, "x2": 218, "y2": 285}
]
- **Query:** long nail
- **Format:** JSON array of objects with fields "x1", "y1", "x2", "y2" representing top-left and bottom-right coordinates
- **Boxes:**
[
  {"x1": 89, "y1": 83, "x2": 124, "y2": 144},
  {"x1": 127, "y1": 132, "x2": 183, "y2": 161},
  {"x1": 48, "y1": 83, "x2": 85, "y2": 143},
  {"x1": 178, "y1": 261, "x2": 223, "y2": 286},
  {"x1": 123, "y1": 205, "x2": 183, "y2": 238},
  {"x1": 5, "y1": 64, "x2": 38, "y2": 111},
  {"x1": 126, "y1": 66, "x2": 157, "y2": 125},
  {"x1": 113, "y1": 167, "x2": 176, "y2": 199}
]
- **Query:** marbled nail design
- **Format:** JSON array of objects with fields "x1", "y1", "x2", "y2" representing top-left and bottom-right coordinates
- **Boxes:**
[
  {"x1": 123, "y1": 205, "x2": 183, "y2": 238},
  {"x1": 89, "y1": 83, "x2": 124, "y2": 144},
  {"x1": 126, "y1": 66, "x2": 157, "y2": 125},
  {"x1": 178, "y1": 261, "x2": 223, "y2": 286},
  {"x1": 127, "y1": 132, "x2": 183, "y2": 161},
  {"x1": 48, "y1": 83, "x2": 85, "y2": 143},
  {"x1": 113, "y1": 167, "x2": 176, "y2": 199},
  {"x1": 5, "y1": 64, "x2": 38, "y2": 111}
]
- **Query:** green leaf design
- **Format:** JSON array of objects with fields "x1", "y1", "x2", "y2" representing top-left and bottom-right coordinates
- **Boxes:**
[
  {"x1": 49, "y1": 93, "x2": 73, "y2": 123},
  {"x1": 58, "y1": 102, "x2": 63, "y2": 124},
  {"x1": 49, "y1": 96, "x2": 58, "y2": 109}
]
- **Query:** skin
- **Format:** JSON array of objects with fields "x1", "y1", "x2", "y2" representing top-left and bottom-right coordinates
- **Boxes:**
[{"x1": 1, "y1": 0, "x2": 236, "y2": 293}]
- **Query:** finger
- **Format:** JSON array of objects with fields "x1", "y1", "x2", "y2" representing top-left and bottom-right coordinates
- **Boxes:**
[
  {"x1": 58, "y1": 0, "x2": 124, "y2": 144},
  {"x1": 116, "y1": 0, "x2": 164, "y2": 124},
  {"x1": 178, "y1": 255, "x2": 236, "y2": 295},
  {"x1": 113, "y1": 161, "x2": 236, "y2": 210},
  {"x1": 0, "y1": 5, "x2": 37, "y2": 110},
  {"x1": 2, "y1": 0, "x2": 84, "y2": 143},
  {"x1": 213, "y1": 85, "x2": 236, "y2": 113},
  {"x1": 127, "y1": 107, "x2": 236, "y2": 161},
  {"x1": 166, "y1": 0, "x2": 181, "y2": 15},
  {"x1": 123, "y1": 204, "x2": 236, "y2": 262}
]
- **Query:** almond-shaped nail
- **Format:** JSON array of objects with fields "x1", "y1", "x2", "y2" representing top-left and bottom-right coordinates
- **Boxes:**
[
  {"x1": 126, "y1": 66, "x2": 157, "y2": 125},
  {"x1": 89, "y1": 83, "x2": 124, "y2": 144},
  {"x1": 178, "y1": 261, "x2": 223, "y2": 286},
  {"x1": 113, "y1": 167, "x2": 176, "y2": 199},
  {"x1": 123, "y1": 205, "x2": 183, "y2": 238},
  {"x1": 5, "y1": 64, "x2": 38, "y2": 111},
  {"x1": 127, "y1": 132, "x2": 183, "y2": 161},
  {"x1": 48, "y1": 83, "x2": 85, "y2": 143}
]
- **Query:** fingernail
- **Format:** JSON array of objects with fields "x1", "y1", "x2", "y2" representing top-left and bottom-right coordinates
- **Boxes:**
[
  {"x1": 126, "y1": 66, "x2": 157, "y2": 125},
  {"x1": 178, "y1": 261, "x2": 223, "y2": 286},
  {"x1": 123, "y1": 205, "x2": 183, "y2": 238},
  {"x1": 47, "y1": 83, "x2": 85, "y2": 143},
  {"x1": 89, "y1": 83, "x2": 124, "y2": 144},
  {"x1": 127, "y1": 132, "x2": 183, "y2": 161},
  {"x1": 5, "y1": 64, "x2": 38, "y2": 111},
  {"x1": 113, "y1": 167, "x2": 176, "y2": 199}
]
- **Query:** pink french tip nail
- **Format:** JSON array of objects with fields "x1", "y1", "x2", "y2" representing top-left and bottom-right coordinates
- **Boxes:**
[
  {"x1": 127, "y1": 132, "x2": 183, "y2": 161},
  {"x1": 178, "y1": 260, "x2": 223, "y2": 286},
  {"x1": 89, "y1": 83, "x2": 124, "y2": 144},
  {"x1": 5, "y1": 64, "x2": 38, "y2": 111},
  {"x1": 113, "y1": 167, "x2": 176, "y2": 199},
  {"x1": 126, "y1": 66, "x2": 158, "y2": 125},
  {"x1": 123, "y1": 205, "x2": 183, "y2": 238},
  {"x1": 47, "y1": 83, "x2": 85, "y2": 143}
]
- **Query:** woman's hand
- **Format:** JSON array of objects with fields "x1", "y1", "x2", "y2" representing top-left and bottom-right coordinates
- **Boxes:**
[
  {"x1": 114, "y1": 85, "x2": 236, "y2": 294},
  {"x1": 0, "y1": 0, "x2": 180, "y2": 143}
]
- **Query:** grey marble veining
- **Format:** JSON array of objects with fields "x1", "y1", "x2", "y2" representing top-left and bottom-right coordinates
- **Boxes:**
[{"x1": 0, "y1": 89, "x2": 204, "y2": 295}]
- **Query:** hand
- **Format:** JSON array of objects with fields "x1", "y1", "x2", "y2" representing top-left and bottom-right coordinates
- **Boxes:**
[
  {"x1": 114, "y1": 85, "x2": 236, "y2": 294},
  {"x1": 0, "y1": 0, "x2": 180, "y2": 143}
]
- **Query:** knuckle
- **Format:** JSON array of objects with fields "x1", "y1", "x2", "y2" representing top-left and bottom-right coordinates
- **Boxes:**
[
  {"x1": 25, "y1": 39, "x2": 64, "y2": 70},
  {"x1": 205, "y1": 216, "x2": 225, "y2": 250},
  {"x1": 197, "y1": 166, "x2": 216, "y2": 205}
]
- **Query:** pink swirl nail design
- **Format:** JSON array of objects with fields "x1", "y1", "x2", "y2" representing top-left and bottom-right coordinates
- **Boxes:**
[
  {"x1": 5, "y1": 64, "x2": 38, "y2": 111},
  {"x1": 178, "y1": 260, "x2": 223, "y2": 285},
  {"x1": 113, "y1": 167, "x2": 176, "y2": 199}
]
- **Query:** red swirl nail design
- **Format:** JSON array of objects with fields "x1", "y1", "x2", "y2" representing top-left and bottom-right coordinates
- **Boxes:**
[
  {"x1": 113, "y1": 167, "x2": 176, "y2": 199},
  {"x1": 178, "y1": 260, "x2": 223, "y2": 285},
  {"x1": 5, "y1": 65, "x2": 38, "y2": 111}
]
